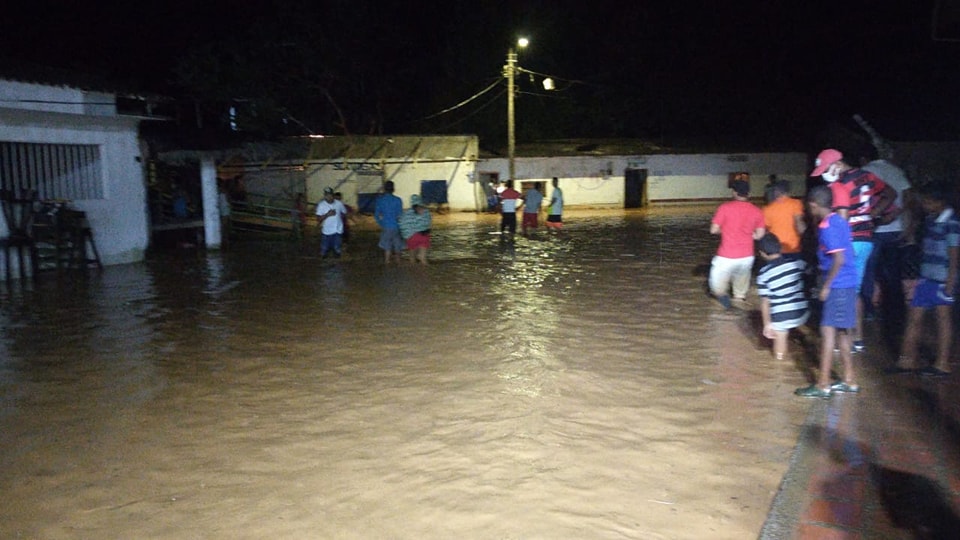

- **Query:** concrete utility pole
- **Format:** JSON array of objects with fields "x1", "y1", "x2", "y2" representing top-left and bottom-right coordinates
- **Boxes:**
[
  {"x1": 504, "y1": 38, "x2": 527, "y2": 183},
  {"x1": 505, "y1": 47, "x2": 517, "y2": 183}
]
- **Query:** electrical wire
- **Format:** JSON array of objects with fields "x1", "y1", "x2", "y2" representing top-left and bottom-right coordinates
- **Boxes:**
[
  {"x1": 420, "y1": 78, "x2": 502, "y2": 120},
  {"x1": 427, "y1": 88, "x2": 506, "y2": 131}
]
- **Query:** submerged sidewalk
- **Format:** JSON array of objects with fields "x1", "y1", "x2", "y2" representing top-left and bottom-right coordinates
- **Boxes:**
[{"x1": 761, "y1": 331, "x2": 960, "y2": 539}]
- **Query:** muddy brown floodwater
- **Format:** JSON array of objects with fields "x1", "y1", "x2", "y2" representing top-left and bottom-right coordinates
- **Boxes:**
[{"x1": 0, "y1": 207, "x2": 812, "y2": 539}]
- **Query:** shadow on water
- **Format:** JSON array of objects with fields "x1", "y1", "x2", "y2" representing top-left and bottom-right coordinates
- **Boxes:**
[
  {"x1": 872, "y1": 464, "x2": 960, "y2": 540},
  {"x1": 766, "y1": 419, "x2": 960, "y2": 540},
  {"x1": 906, "y1": 384, "x2": 960, "y2": 446}
]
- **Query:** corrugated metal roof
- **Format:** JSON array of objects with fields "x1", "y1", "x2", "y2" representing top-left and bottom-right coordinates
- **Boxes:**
[
  {"x1": 157, "y1": 135, "x2": 480, "y2": 165},
  {"x1": 505, "y1": 138, "x2": 671, "y2": 157},
  {"x1": 304, "y1": 135, "x2": 478, "y2": 162}
]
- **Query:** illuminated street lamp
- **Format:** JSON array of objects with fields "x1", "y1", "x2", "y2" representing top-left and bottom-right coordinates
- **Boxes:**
[{"x1": 504, "y1": 37, "x2": 528, "y2": 183}]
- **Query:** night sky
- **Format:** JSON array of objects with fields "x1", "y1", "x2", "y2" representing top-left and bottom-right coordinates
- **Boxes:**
[{"x1": 2, "y1": 1, "x2": 959, "y2": 151}]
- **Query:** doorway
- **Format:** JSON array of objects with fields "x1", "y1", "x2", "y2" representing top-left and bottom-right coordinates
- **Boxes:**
[
  {"x1": 478, "y1": 172, "x2": 500, "y2": 212},
  {"x1": 625, "y1": 168, "x2": 648, "y2": 208}
]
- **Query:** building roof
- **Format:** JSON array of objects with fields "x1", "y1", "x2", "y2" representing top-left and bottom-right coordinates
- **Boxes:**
[
  {"x1": 303, "y1": 135, "x2": 478, "y2": 162},
  {"x1": 494, "y1": 138, "x2": 671, "y2": 158},
  {"x1": 158, "y1": 135, "x2": 480, "y2": 166},
  {"x1": 0, "y1": 60, "x2": 174, "y2": 118}
]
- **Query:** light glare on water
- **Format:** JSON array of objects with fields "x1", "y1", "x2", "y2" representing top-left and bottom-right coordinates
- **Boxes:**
[{"x1": 0, "y1": 208, "x2": 810, "y2": 539}]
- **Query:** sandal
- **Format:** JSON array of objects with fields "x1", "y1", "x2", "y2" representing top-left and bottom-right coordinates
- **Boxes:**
[
  {"x1": 829, "y1": 381, "x2": 860, "y2": 393},
  {"x1": 919, "y1": 366, "x2": 951, "y2": 377},
  {"x1": 794, "y1": 385, "x2": 831, "y2": 398}
]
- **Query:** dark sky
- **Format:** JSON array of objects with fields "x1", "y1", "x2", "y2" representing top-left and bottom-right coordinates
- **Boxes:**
[{"x1": 2, "y1": 1, "x2": 959, "y2": 150}]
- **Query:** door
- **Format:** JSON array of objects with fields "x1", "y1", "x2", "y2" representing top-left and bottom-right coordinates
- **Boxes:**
[{"x1": 625, "y1": 168, "x2": 647, "y2": 208}]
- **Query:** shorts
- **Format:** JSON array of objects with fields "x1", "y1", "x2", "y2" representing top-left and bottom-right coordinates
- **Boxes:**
[
  {"x1": 546, "y1": 214, "x2": 563, "y2": 228},
  {"x1": 522, "y1": 212, "x2": 539, "y2": 229},
  {"x1": 320, "y1": 233, "x2": 342, "y2": 257},
  {"x1": 821, "y1": 287, "x2": 856, "y2": 329},
  {"x1": 378, "y1": 228, "x2": 404, "y2": 252},
  {"x1": 911, "y1": 278, "x2": 955, "y2": 308},
  {"x1": 852, "y1": 241, "x2": 873, "y2": 293},
  {"x1": 771, "y1": 310, "x2": 810, "y2": 332},
  {"x1": 709, "y1": 255, "x2": 754, "y2": 299},
  {"x1": 406, "y1": 232, "x2": 431, "y2": 250},
  {"x1": 501, "y1": 212, "x2": 517, "y2": 234}
]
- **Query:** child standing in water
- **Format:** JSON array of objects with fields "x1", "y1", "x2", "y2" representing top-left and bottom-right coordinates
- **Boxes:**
[
  {"x1": 399, "y1": 194, "x2": 432, "y2": 264},
  {"x1": 756, "y1": 233, "x2": 809, "y2": 360}
]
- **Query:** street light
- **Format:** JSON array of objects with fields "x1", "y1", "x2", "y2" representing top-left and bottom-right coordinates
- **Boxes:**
[{"x1": 504, "y1": 37, "x2": 528, "y2": 184}]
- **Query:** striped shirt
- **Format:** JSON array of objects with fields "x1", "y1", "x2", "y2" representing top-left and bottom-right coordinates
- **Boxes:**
[
  {"x1": 399, "y1": 207, "x2": 432, "y2": 240},
  {"x1": 838, "y1": 168, "x2": 888, "y2": 240},
  {"x1": 757, "y1": 257, "x2": 809, "y2": 328},
  {"x1": 920, "y1": 207, "x2": 960, "y2": 283}
]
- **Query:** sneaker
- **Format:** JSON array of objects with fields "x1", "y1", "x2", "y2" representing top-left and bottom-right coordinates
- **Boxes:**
[
  {"x1": 829, "y1": 381, "x2": 861, "y2": 393},
  {"x1": 853, "y1": 340, "x2": 865, "y2": 353},
  {"x1": 717, "y1": 295, "x2": 732, "y2": 310},
  {"x1": 794, "y1": 385, "x2": 831, "y2": 398}
]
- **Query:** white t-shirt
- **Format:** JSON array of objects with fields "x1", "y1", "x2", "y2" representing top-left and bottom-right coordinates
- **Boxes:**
[
  {"x1": 862, "y1": 159, "x2": 910, "y2": 233},
  {"x1": 315, "y1": 199, "x2": 346, "y2": 235}
]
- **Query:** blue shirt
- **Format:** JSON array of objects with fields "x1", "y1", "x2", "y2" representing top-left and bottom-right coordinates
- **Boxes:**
[
  {"x1": 523, "y1": 189, "x2": 543, "y2": 214},
  {"x1": 920, "y1": 207, "x2": 960, "y2": 282},
  {"x1": 374, "y1": 193, "x2": 403, "y2": 230},
  {"x1": 817, "y1": 212, "x2": 858, "y2": 289},
  {"x1": 548, "y1": 187, "x2": 563, "y2": 215}
]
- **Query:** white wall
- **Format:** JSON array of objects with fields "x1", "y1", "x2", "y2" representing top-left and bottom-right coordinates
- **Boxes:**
[
  {"x1": 480, "y1": 152, "x2": 809, "y2": 207},
  {"x1": 239, "y1": 158, "x2": 478, "y2": 210},
  {"x1": 1, "y1": 90, "x2": 149, "y2": 274},
  {"x1": 235, "y1": 148, "x2": 809, "y2": 213},
  {"x1": 0, "y1": 81, "x2": 116, "y2": 116}
]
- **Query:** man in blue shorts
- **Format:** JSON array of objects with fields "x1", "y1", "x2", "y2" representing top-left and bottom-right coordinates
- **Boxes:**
[
  {"x1": 796, "y1": 186, "x2": 860, "y2": 398},
  {"x1": 891, "y1": 183, "x2": 958, "y2": 377},
  {"x1": 374, "y1": 181, "x2": 404, "y2": 264}
]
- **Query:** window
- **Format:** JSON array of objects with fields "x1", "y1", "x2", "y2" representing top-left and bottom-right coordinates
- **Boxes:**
[{"x1": 0, "y1": 142, "x2": 104, "y2": 200}]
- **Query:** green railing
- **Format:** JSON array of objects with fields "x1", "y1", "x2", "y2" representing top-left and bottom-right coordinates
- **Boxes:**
[{"x1": 229, "y1": 192, "x2": 313, "y2": 232}]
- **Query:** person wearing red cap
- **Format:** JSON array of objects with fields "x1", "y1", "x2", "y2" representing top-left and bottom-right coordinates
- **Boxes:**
[{"x1": 810, "y1": 148, "x2": 897, "y2": 352}]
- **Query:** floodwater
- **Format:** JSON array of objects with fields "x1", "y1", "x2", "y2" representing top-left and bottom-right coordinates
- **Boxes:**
[{"x1": 0, "y1": 207, "x2": 811, "y2": 539}]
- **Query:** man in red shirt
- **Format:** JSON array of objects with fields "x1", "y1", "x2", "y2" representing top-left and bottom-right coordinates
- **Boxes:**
[
  {"x1": 710, "y1": 180, "x2": 766, "y2": 309},
  {"x1": 498, "y1": 180, "x2": 522, "y2": 240}
]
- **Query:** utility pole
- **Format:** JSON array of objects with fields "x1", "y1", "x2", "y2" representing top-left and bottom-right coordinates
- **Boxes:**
[{"x1": 504, "y1": 47, "x2": 518, "y2": 183}]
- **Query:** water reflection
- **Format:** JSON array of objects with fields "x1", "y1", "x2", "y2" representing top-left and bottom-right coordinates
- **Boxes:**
[{"x1": 0, "y1": 207, "x2": 812, "y2": 539}]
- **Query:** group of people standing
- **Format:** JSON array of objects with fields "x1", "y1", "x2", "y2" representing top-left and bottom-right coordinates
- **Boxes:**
[
  {"x1": 372, "y1": 181, "x2": 432, "y2": 264},
  {"x1": 709, "y1": 147, "x2": 959, "y2": 399},
  {"x1": 495, "y1": 177, "x2": 564, "y2": 240},
  {"x1": 315, "y1": 176, "x2": 566, "y2": 264}
]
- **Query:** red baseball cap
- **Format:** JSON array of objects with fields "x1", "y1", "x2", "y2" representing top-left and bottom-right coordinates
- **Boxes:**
[{"x1": 810, "y1": 148, "x2": 843, "y2": 177}]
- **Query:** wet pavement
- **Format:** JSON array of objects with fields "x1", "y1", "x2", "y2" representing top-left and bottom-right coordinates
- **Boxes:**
[
  {"x1": 1, "y1": 207, "x2": 959, "y2": 538},
  {"x1": 761, "y1": 324, "x2": 960, "y2": 539}
]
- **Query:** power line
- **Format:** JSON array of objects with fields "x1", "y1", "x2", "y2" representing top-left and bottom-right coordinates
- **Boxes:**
[
  {"x1": 419, "y1": 78, "x2": 502, "y2": 120},
  {"x1": 429, "y1": 88, "x2": 506, "y2": 132}
]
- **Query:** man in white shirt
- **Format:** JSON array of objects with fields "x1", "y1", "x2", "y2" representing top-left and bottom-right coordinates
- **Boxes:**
[
  {"x1": 315, "y1": 187, "x2": 347, "y2": 258},
  {"x1": 861, "y1": 154, "x2": 910, "y2": 337}
]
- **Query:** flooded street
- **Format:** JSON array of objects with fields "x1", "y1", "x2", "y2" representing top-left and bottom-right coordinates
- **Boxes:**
[{"x1": 0, "y1": 207, "x2": 811, "y2": 539}]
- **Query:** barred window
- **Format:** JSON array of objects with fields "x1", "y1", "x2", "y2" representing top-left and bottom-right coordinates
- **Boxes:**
[{"x1": 0, "y1": 142, "x2": 104, "y2": 200}]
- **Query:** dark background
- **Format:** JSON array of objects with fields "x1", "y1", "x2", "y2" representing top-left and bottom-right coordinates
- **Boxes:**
[{"x1": 2, "y1": 1, "x2": 959, "y2": 152}]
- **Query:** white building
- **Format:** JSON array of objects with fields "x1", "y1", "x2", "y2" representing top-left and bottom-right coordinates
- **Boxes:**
[
  {"x1": 221, "y1": 135, "x2": 480, "y2": 213},
  {"x1": 0, "y1": 77, "x2": 157, "y2": 280},
  {"x1": 479, "y1": 146, "x2": 809, "y2": 208},
  {"x1": 225, "y1": 135, "x2": 810, "y2": 213}
]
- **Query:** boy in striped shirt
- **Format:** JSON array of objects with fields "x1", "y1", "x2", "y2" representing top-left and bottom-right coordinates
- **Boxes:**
[{"x1": 757, "y1": 233, "x2": 810, "y2": 360}]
